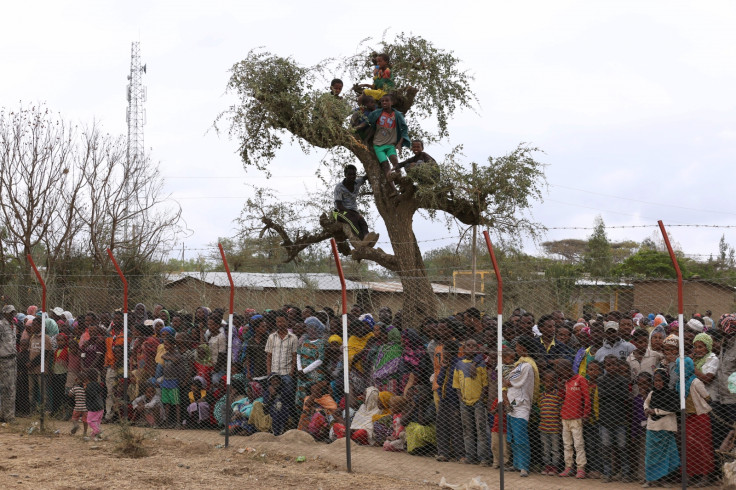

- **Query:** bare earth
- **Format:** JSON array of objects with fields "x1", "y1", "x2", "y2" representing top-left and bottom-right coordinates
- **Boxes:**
[{"x1": 0, "y1": 418, "x2": 720, "y2": 489}]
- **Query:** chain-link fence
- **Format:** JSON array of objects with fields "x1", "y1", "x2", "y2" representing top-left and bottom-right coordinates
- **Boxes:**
[{"x1": 0, "y1": 263, "x2": 734, "y2": 488}]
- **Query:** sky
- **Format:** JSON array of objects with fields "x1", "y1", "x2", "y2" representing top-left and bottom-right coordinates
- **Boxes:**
[{"x1": 2, "y1": 0, "x2": 735, "y2": 269}]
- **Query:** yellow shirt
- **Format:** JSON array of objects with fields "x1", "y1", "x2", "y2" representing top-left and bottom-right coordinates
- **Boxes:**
[{"x1": 452, "y1": 359, "x2": 488, "y2": 406}]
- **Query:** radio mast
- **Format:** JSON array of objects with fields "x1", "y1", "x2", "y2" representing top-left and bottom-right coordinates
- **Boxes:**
[{"x1": 125, "y1": 41, "x2": 147, "y2": 242}]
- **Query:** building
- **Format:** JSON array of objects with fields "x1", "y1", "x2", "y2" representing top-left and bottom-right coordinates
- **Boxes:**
[
  {"x1": 162, "y1": 272, "x2": 482, "y2": 315},
  {"x1": 633, "y1": 279, "x2": 736, "y2": 319}
]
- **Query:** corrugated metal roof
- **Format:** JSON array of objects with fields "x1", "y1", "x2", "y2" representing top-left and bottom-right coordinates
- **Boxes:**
[
  {"x1": 166, "y1": 273, "x2": 482, "y2": 296},
  {"x1": 166, "y1": 272, "x2": 367, "y2": 291},
  {"x1": 361, "y1": 281, "x2": 484, "y2": 296}
]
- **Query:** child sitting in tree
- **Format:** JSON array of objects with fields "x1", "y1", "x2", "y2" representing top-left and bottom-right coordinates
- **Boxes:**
[
  {"x1": 367, "y1": 94, "x2": 411, "y2": 182},
  {"x1": 359, "y1": 52, "x2": 394, "y2": 101}
]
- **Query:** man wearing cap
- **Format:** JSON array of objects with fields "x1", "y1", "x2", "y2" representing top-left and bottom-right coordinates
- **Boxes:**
[
  {"x1": 0, "y1": 305, "x2": 17, "y2": 422},
  {"x1": 594, "y1": 321, "x2": 635, "y2": 362}
]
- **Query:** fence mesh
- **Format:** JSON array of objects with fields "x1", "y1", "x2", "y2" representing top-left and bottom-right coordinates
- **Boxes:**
[{"x1": 0, "y1": 266, "x2": 734, "y2": 487}]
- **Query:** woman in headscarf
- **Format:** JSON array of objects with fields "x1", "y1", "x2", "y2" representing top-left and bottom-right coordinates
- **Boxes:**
[
  {"x1": 158, "y1": 309, "x2": 171, "y2": 327},
  {"x1": 403, "y1": 385, "x2": 437, "y2": 455},
  {"x1": 131, "y1": 303, "x2": 148, "y2": 326},
  {"x1": 223, "y1": 379, "x2": 264, "y2": 435},
  {"x1": 660, "y1": 334, "x2": 680, "y2": 389},
  {"x1": 649, "y1": 325, "x2": 666, "y2": 355},
  {"x1": 370, "y1": 324, "x2": 403, "y2": 394},
  {"x1": 693, "y1": 332, "x2": 719, "y2": 402},
  {"x1": 193, "y1": 306, "x2": 210, "y2": 335},
  {"x1": 371, "y1": 390, "x2": 396, "y2": 445},
  {"x1": 297, "y1": 380, "x2": 339, "y2": 441},
  {"x1": 332, "y1": 386, "x2": 382, "y2": 445},
  {"x1": 44, "y1": 317, "x2": 60, "y2": 338},
  {"x1": 295, "y1": 316, "x2": 328, "y2": 408},
  {"x1": 676, "y1": 357, "x2": 714, "y2": 485},
  {"x1": 643, "y1": 368, "x2": 680, "y2": 487},
  {"x1": 401, "y1": 328, "x2": 429, "y2": 396}
]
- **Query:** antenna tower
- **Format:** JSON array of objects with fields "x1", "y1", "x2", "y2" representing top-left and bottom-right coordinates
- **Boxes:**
[{"x1": 125, "y1": 41, "x2": 147, "y2": 242}]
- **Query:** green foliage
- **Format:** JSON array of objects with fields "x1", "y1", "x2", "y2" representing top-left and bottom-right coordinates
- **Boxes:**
[
  {"x1": 221, "y1": 34, "x2": 479, "y2": 171},
  {"x1": 426, "y1": 144, "x2": 547, "y2": 233},
  {"x1": 341, "y1": 33, "x2": 478, "y2": 141},
  {"x1": 583, "y1": 216, "x2": 613, "y2": 277},
  {"x1": 613, "y1": 249, "x2": 687, "y2": 279}
]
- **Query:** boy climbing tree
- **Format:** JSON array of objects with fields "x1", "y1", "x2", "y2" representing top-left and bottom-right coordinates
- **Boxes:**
[
  {"x1": 334, "y1": 164, "x2": 379, "y2": 248},
  {"x1": 368, "y1": 93, "x2": 411, "y2": 182}
]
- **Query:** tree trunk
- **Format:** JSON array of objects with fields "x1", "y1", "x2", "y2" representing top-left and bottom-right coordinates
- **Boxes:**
[{"x1": 355, "y1": 147, "x2": 439, "y2": 328}]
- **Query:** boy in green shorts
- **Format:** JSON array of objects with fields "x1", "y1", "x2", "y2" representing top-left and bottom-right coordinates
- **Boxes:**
[{"x1": 368, "y1": 94, "x2": 411, "y2": 181}]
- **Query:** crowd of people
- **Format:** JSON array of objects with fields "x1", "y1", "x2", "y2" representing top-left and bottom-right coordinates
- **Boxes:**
[{"x1": 0, "y1": 300, "x2": 732, "y2": 486}]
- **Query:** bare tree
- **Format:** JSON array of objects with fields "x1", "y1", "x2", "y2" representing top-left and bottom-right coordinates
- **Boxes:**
[
  {"x1": 77, "y1": 125, "x2": 182, "y2": 274},
  {"x1": 0, "y1": 104, "x2": 183, "y2": 279},
  {"x1": 0, "y1": 105, "x2": 85, "y2": 274}
]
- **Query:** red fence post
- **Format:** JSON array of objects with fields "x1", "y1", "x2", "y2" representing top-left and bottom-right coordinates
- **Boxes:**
[
  {"x1": 107, "y1": 249, "x2": 129, "y2": 420},
  {"x1": 658, "y1": 220, "x2": 686, "y2": 490},
  {"x1": 27, "y1": 254, "x2": 47, "y2": 430},
  {"x1": 218, "y1": 243, "x2": 235, "y2": 448},
  {"x1": 483, "y1": 231, "x2": 504, "y2": 489},
  {"x1": 330, "y1": 238, "x2": 352, "y2": 473}
]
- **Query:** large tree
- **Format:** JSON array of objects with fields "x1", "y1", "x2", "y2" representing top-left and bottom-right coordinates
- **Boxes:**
[{"x1": 221, "y1": 35, "x2": 546, "y2": 322}]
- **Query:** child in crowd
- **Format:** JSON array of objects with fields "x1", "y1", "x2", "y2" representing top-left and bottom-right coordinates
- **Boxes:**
[
  {"x1": 538, "y1": 369, "x2": 564, "y2": 476},
  {"x1": 557, "y1": 358, "x2": 590, "y2": 479},
  {"x1": 131, "y1": 383, "x2": 163, "y2": 427},
  {"x1": 584, "y1": 360, "x2": 602, "y2": 478},
  {"x1": 643, "y1": 369, "x2": 680, "y2": 487},
  {"x1": 84, "y1": 368, "x2": 105, "y2": 441},
  {"x1": 383, "y1": 396, "x2": 409, "y2": 452},
  {"x1": 69, "y1": 371, "x2": 88, "y2": 437},
  {"x1": 452, "y1": 339, "x2": 490, "y2": 466},
  {"x1": 264, "y1": 374, "x2": 290, "y2": 436},
  {"x1": 159, "y1": 337, "x2": 182, "y2": 427},
  {"x1": 597, "y1": 356, "x2": 632, "y2": 482},
  {"x1": 186, "y1": 377, "x2": 209, "y2": 428}
]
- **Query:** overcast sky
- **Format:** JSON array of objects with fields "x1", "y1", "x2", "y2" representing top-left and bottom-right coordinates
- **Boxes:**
[{"x1": 2, "y1": 1, "x2": 735, "y2": 270}]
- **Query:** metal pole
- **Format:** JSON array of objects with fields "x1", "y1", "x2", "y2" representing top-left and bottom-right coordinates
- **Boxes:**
[
  {"x1": 658, "y1": 221, "x2": 686, "y2": 490},
  {"x1": 331, "y1": 238, "x2": 352, "y2": 473},
  {"x1": 219, "y1": 243, "x2": 235, "y2": 448},
  {"x1": 483, "y1": 231, "x2": 504, "y2": 489},
  {"x1": 107, "y1": 249, "x2": 129, "y2": 421},
  {"x1": 28, "y1": 255, "x2": 46, "y2": 430}
]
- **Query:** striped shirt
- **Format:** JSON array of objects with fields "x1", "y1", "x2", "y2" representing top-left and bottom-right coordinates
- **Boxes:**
[
  {"x1": 538, "y1": 391, "x2": 563, "y2": 433},
  {"x1": 70, "y1": 385, "x2": 87, "y2": 412}
]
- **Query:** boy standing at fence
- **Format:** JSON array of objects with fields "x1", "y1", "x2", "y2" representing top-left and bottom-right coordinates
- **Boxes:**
[
  {"x1": 452, "y1": 339, "x2": 491, "y2": 465},
  {"x1": 539, "y1": 369, "x2": 564, "y2": 476},
  {"x1": 556, "y1": 358, "x2": 590, "y2": 479},
  {"x1": 597, "y1": 355, "x2": 633, "y2": 482}
]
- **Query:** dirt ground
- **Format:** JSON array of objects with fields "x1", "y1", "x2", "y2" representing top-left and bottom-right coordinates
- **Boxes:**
[{"x1": 0, "y1": 418, "x2": 720, "y2": 489}]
